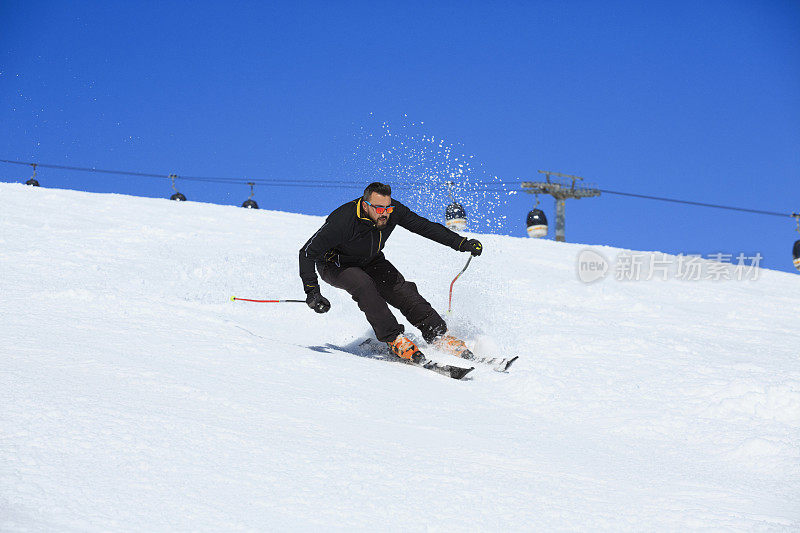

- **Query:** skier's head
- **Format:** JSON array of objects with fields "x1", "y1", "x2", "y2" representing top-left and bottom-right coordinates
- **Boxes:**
[{"x1": 362, "y1": 182, "x2": 393, "y2": 229}]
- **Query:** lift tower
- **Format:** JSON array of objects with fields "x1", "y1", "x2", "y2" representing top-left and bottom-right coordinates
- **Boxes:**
[{"x1": 521, "y1": 170, "x2": 601, "y2": 242}]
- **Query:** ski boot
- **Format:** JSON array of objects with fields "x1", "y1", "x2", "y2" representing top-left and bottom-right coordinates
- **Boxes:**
[
  {"x1": 432, "y1": 334, "x2": 475, "y2": 361},
  {"x1": 387, "y1": 335, "x2": 425, "y2": 364}
]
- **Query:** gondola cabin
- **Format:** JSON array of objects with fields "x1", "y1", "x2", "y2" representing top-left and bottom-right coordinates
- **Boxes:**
[
  {"x1": 526, "y1": 208, "x2": 548, "y2": 238},
  {"x1": 241, "y1": 183, "x2": 259, "y2": 209},
  {"x1": 445, "y1": 202, "x2": 467, "y2": 231},
  {"x1": 793, "y1": 239, "x2": 800, "y2": 271}
]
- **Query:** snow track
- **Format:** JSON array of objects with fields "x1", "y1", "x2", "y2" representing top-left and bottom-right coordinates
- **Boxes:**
[{"x1": 2, "y1": 183, "x2": 799, "y2": 531}]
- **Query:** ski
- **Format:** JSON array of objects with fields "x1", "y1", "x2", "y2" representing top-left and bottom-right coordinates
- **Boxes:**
[
  {"x1": 358, "y1": 338, "x2": 518, "y2": 374},
  {"x1": 407, "y1": 358, "x2": 474, "y2": 380},
  {"x1": 426, "y1": 337, "x2": 519, "y2": 373},
  {"x1": 462, "y1": 352, "x2": 519, "y2": 372},
  {"x1": 356, "y1": 339, "x2": 473, "y2": 380}
]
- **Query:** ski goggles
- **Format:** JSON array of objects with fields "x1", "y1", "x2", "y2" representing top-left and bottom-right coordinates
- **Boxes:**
[{"x1": 364, "y1": 200, "x2": 394, "y2": 214}]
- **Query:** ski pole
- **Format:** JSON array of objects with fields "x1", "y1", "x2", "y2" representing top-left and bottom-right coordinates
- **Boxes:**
[
  {"x1": 448, "y1": 255, "x2": 473, "y2": 314},
  {"x1": 230, "y1": 297, "x2": 305, "y2": 303}
]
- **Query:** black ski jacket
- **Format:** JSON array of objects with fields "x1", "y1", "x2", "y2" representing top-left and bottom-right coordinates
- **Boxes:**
[{"x1": 299, "y1": 198, "x2": 465, "y2": 293}]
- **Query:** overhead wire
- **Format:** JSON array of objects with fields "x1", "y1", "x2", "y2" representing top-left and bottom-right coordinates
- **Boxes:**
[
  {"x1": 1, "y1": 157, "x2": 795, "y2": 218},
  {"x1": 0, "y1": 158, "x2": 367, "y2": 187},
  {"x1": 0, "y1": 158, "x2": 443, "y2": 189},
  {"x1": 486, "y1": 180, "x2": 795, "y2": 219},
  {"x1": 596, "y1": 189, "x2": 791, "y2": 218}
]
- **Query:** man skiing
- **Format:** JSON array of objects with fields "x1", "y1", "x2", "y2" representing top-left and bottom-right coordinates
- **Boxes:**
[{"x1": 299, "y1": 182, "x2": 482, "y2": 363}]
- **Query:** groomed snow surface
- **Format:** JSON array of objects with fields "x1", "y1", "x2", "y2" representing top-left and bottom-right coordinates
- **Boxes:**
[{"x1": 2, "y1": 183, "x2": 799, "y2": 531}]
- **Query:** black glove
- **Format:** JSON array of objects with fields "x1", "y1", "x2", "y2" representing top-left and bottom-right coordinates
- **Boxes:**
[
  {"x1": 459, "y1": 238, "x2": 483, "y2": 256},
  {"x1": 305, "y1": 287, "x2": 331, "y2": 314}
]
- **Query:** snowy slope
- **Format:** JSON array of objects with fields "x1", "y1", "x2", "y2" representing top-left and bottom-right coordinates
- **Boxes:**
[{"x1": 2, "y1": 183, "x2": 799, "y2": 531}]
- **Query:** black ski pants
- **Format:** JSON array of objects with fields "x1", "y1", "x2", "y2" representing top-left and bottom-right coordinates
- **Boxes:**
[{"x1": 319, "y1": 256, "x2": 447, "y2": 343}]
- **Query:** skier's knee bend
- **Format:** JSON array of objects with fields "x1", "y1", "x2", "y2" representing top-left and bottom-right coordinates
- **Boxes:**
[
  {"x1": 394, "y1": 280, "x2": 426, "y2": 310},
  {"x1": 401, "y1": 279, "x2": 419, "y2": 295}
]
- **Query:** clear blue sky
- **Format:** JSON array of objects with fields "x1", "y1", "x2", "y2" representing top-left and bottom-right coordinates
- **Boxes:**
[{"x1": 2, "y1": 0, "x2": 799, "y2": 272}]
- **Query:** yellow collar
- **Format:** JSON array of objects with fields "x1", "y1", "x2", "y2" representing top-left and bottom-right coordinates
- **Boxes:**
[{"x1": 355, "y1": 199, "x2": 373, "y2": 222}]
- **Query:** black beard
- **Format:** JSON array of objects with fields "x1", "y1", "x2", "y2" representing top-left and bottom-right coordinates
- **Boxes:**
[{"x1": 376, "y1": 217, "x2": 388, "y2": 228}]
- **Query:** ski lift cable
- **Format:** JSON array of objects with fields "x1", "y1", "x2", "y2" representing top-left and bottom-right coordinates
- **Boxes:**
[
  {"x1": 597, "y1": 188, "x2": 792, "y2": 218},
  {"x1": 2, "y1": 158, "x2": 794, "y2": 218},
  {"x1": 484, "y1": 181, "x2": 794, "y2": 218},
  {"x1": 0, "y1": 158, "x2": 489, "y2": 190},
  {"x1": 0, "y1": 159, "x2": 369, "y2": 186},
  {"x1": 0, "y1": 158, "x2": 448, "y2": 189}
]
